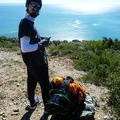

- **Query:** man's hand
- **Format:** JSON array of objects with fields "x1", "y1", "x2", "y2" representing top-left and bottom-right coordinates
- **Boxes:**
[
  {"x1": 45, "y1": 37, "x2": 51, "y2": 41},
  {"x1": 38, "y1": 37, "x2": 51, "y2": 47}
]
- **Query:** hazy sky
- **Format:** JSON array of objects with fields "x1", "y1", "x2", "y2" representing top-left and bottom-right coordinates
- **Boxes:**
[
  {"x1": 0, "y1": 0, "x2": 120, "y2": 4},
  {"x1": 0, "y1": 0, "x2": 120, "y2": 14}
]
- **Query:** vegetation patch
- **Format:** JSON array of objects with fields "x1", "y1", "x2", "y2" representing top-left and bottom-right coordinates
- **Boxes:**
[
  {"x1": 48, "y1": 38, "x2": 120, "y2": 119},
  {"x1": 0, "y1": 36, "x2": 19, "y2": 51},
  {"x1": 0, "y1": 36, "x2": 120, "y2": 119}
]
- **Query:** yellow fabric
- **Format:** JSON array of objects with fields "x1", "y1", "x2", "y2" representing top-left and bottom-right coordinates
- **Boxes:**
[{"x1": 53, "y1": 77, "x2": 64, "y2": 85}]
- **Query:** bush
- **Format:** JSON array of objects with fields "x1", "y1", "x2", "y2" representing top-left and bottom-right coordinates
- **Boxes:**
[
  {"x1": 0, "y1": 36, "x2": 19, "y2": 51},
  {"x1": 107, "y1": 74, "x2": 120, "y2": 119}
]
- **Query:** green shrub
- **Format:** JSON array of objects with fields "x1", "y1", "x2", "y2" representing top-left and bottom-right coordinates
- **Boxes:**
[
  {"x1": 0, "y1": 36, "x2": 19, "y2": 51},
  {"x1": 107, "y1": 74, "x2": 120, "y2": 119},
  {"x1": 48, "y1": 45, "x2": 60, "y2": 56}
]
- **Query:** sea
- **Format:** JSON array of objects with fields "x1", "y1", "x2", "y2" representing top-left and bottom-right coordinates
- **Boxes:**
[{"x1": 0, "y1": 3, "x2": 120, "y2": 41}]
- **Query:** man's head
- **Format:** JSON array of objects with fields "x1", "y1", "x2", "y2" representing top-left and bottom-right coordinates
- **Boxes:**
[{"x1": 25, "y1": 0, "x2": 42, "y2": 18}]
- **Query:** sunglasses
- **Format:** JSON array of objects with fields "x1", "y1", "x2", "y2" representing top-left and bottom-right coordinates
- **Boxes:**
[{"x1": 30, "y1": 3, "x2": 41, "y2": 10}]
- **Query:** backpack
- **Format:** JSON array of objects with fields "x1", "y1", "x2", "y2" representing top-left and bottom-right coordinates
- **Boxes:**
[
  {"x1": 45, "y1": 76, "x2": 86, "y2": 118},
  {"x1": 73, "y1": 92, "x2": 95, "y2": 120}
]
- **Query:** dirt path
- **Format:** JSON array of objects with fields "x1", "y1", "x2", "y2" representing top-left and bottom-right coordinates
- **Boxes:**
[{"x1": 0, "y1": 51, "x2": 109, "y2": 120}]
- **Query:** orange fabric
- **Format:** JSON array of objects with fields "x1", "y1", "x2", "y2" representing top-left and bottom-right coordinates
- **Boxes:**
[
  {"x1": 69, "y1": 81, "x2": 86, "y2": 102},
  {"x1": 53, "y1": 77, "x2": 86, "y2": 102},
  {"x1": 53, "y1": 77, "x2": 64, "y2": 85}
]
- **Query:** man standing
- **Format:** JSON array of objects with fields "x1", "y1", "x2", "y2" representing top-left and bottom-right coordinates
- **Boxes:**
[{"x1": 18, "y1": 0, "x2": 50, "y2": 110}]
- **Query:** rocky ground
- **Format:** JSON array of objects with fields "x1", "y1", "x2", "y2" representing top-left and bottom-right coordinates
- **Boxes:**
[{"x1": 0, "y1": 50, "x2": 113, "y2": 120}]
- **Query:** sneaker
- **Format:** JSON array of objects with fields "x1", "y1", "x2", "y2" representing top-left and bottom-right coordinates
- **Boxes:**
[{"x1": 25, "y1": 98, "x2": 40, "y2": 111}]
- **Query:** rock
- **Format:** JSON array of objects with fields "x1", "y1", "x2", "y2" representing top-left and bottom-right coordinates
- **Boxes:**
[
  {"x1": 9, "y1": 102, "x2": 13, "y2": 106},
  {"x1": 17, "y1": 83, "x2": 20, "y2": 87},
  {"x1": 0, "y1": 112, "x2": 4, "y2": 116},
  {"x1": 13, "y1": 108, "x2": 19, "y2": 112},
  {"x1": 0, "y1": 112, "x2": 5, "y2": 117},
  {"x1": 11, "y1": 112, "x2": 19, "y2": 116},
  {"x1": 1, "y1": 114, "x2": 5, "y2": 118},
  {"x1": 104, "y1": 115, "x2": 116, "y2": 120}
]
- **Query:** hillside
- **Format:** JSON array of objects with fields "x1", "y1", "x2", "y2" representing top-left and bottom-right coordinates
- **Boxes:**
[{"x1": 0, "y1": 50, "x2": 113, "y2": 120}]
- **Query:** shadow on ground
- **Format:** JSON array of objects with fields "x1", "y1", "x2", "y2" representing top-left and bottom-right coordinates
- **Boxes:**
[{"x1": 20, "y1": 110, "x2": 35, "y2": 120}]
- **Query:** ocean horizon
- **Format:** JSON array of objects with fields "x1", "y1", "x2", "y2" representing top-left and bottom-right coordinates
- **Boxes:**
[{"x1": 0, "y1": 3, "x2": 120, "y2": 41}]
